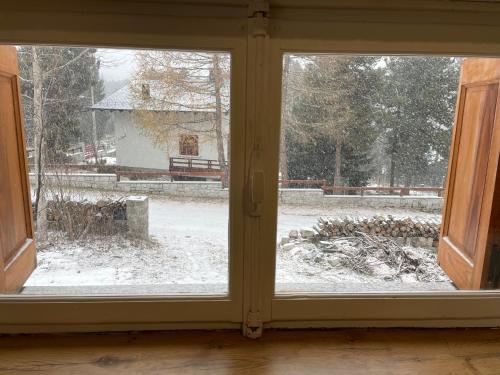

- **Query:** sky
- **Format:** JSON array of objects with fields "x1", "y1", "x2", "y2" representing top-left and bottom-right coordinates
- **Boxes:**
[{"x1": 96, "y1": 48, "x2": 138, "y2": 82}]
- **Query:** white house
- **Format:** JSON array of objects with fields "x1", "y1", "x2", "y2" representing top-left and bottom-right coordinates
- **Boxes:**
[{"x1": 91, "y1": 82, "x2": 229, "y2": 174}]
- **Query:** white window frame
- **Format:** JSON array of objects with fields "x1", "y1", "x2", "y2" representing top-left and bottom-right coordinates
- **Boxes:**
[
  {"x1": 255, "y1": 3, "x2": 500, "y2": 329},
  {"x1": 1, "y1": 1, "x2": 500, "y2": 334},
  {"x1": 0, "y1": 1, "x2": 250, "y2": 333}
]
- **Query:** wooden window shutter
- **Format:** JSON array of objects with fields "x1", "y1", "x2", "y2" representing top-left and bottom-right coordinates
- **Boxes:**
[
  {"x1": 0, "y1": 45, "x2": 36, "y2": 293},
  {"x1": 438, "y1": 58, "x2": 500, "y2": 290}
]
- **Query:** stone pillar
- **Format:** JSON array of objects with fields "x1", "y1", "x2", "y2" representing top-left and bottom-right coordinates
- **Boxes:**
[{"x1": 126, "y1": 196, "x2": 149, "y2": 240}]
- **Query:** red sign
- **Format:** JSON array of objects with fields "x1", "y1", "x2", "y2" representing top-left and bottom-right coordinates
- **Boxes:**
[{"x1": 84, "y1": 144, "x2": 95, "y2": 160}]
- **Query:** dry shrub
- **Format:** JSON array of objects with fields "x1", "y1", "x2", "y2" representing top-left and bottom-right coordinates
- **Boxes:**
[
  {"x1": 40, "y1": 172, "x2": 127, "y2": 240},
  {"x1": 47, "y1": 197, "x2": 127, "y2": 240}
]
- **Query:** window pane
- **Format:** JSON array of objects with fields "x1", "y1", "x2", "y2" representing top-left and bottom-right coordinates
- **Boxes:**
[
  {"x1": 10, "y1": 46, "x2": 231, "y2": 295},
  {"x1": 275, "y1": 54, "x2": 499, "y2": 293}
]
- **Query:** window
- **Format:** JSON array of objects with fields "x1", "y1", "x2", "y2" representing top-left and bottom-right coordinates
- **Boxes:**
[
  {"x1": 274, "y1": 53, "x2": 500, "y2": 295},
  {"x1": 179, "y1": 134, "x2": 199, "y2": 156},
  {"x1": 265, "y1": 47, "x2": 500, "y2": 325},
  {"x1": 275, "y1": 53, "x2": 464, "y2": 294},
  {"x1": 1, "y1": 46, "x2": 235, "y2": 298},
  {"x1": 1, "y1": 1, "x2": 500, "y2": 335}
]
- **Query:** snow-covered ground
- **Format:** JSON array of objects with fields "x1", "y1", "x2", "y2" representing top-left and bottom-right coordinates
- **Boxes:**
[
  {"x1": 275, "y1": 206, "x2": 453, "y2": 292},
  {"x1": 24, "y1": 192, "x2": 451, "y2": 294},
  {"x1": 26, "y1": 197, "x2": 230, "y2": 289}
]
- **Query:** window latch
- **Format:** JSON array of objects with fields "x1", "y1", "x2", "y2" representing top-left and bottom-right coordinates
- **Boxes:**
[{"x1": 249, "y1": 170, "x2": 264, "y2": 217}]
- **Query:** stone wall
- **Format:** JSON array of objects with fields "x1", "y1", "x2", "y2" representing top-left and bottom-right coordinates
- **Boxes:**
[
  {"x1": 322, "y1": 195, "x2": 443, "y2": 211},
  {"x1": 279, "y1": 189, "x2": 324, "y2": 205},
  {"x1": 30, "y1": 173, "x2": 229, "y2": 199},
  {"x1": 32, "y1": 173, "x2": 443, "y2": 211},
  {"x1": 117, "y1": 180, "x2": 229, "y2": 199},
  {"x1": 278, "y1": 188, "x2": 442, "y2": 211},
  {"x1": 31, "y1": 173, "x2": 117, "y2": 190}
]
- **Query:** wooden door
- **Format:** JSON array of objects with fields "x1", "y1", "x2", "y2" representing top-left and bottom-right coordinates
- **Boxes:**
[
  {"x1": 438, "y1": 58, "x2": 500, "y2": 290},
  {"x1": 0, "y1": 45, "x2": 36, "y2": 293}
]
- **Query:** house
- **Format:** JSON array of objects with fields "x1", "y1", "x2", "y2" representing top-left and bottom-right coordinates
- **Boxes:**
[{"x1": 91, "y1": 82, "x2": 229, "y2": 174}]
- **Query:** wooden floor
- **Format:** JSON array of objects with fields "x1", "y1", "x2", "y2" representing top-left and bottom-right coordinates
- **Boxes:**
[{"x1": 1, "y1": 329, "x2": 500, "y2": 374}]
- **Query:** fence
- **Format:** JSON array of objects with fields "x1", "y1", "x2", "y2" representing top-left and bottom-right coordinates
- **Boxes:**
[
  {"x1": 34, "y1": 164, "x2": 225, "y2": 182},
  {"x1": 30, "y1": 173, "x2": 443, "y2": 211},
  {"x1": 279, "y1": 179, "x2": 444, "y2": 197},
  {"x1": 169, "y1": 157, "x2": 226, "y2": 173},
  {"x1": 116, "y1": 169, "x2": 225, "y2": 181}
]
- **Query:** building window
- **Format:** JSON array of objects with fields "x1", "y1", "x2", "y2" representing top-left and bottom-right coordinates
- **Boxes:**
[{"x1": 179, "y1": 134, "x2": 199, "y2": 156}]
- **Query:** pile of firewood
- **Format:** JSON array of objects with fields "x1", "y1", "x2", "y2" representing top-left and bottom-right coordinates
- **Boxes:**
[
  {"x1": 319, "y1": 233, "x2": 445, "y2": 281},
  {"x1": 314, "y1": 215, "x2": 440, "y2": 240},
  {"x1": 46, "y1": 198, "x2": 127, "y2": 239}
]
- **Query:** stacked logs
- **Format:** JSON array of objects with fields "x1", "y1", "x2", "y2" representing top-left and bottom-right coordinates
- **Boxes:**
[
  {"x1": 46, "y1": 198, "x2": 127, "y2": 238},
  {"x1": 314, "y1": 215, "x2": 440, "y2": 241}
]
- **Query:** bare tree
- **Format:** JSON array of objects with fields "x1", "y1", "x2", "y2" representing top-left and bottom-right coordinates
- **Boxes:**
[
  {"x1": 20, "y1": 46, "x2": 93, "y2": 239},
  {"x1": 31, "y1": 47, "x2": 48, "y2": 238},
  {"x1": 283, "y1": 56, "x2": 352, "y2": 185},
  {"x1": 280, "y1": 55, "x2": 291, "y2": 183},
  {"x1": 131, "y1": 51, "x2": 230, "y2": 185}
]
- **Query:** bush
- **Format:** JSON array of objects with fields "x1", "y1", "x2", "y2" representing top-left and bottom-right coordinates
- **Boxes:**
[{"x1": 97, "y1": 164, "x2": 116, "y2": 174}]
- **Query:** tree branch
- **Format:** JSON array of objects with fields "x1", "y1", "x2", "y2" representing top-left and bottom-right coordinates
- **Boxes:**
[
  {"x1": 19, "y1": 75, "x2": 33, "y2": 83},
  {"x1": 42, "y1": 48, "x2": 91, "y2": 79}
]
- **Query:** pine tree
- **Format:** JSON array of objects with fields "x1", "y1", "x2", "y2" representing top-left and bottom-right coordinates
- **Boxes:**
[
  {"x1": 378, "y1": 56, "x2": 460, "y2": 187},
  {"x1": 18, "y1": 46, "x2": 105, "y2": 162},
  {"x1": 17, "y1": 46, "x2": 105, "y2": 236},
  {"x1": 284, "y1": 55, "x2": 381, "y2": 187}
]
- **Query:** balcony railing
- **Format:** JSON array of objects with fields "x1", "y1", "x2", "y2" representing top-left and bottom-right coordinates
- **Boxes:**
[{"x1": 169, "y1": 157, "x2": 226, "y2": 173}]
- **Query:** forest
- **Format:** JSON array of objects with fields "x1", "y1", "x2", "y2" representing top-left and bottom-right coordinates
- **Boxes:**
[{"x1": 281, "y1": 55, "x2": 460, "y2": 188}]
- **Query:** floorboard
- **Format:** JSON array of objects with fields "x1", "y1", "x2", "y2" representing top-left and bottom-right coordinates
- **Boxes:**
[{"x1": 1, "y1": 329, "x2": 500, "y2": 374}]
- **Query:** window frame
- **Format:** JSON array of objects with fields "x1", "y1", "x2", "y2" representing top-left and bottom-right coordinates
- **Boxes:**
[
  {"x1": 0, "y1": 2, "x2": 250, "y2": 333},
  {"x1": 2, "y1": 0, "x2": 500, "y2": 333},
  {"x1": 179, "y1": 134, "x2": 200, "y2": 157},
  {"x1": 256, "y1": 7, "x2": 500, "y2": 327}
]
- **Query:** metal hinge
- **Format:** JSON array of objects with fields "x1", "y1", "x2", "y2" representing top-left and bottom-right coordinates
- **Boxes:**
[
  {"x1": 248, "y1": 0, "x2": 269, "y2": 37},
  {"x1": 248, "y1": 0, "x2": 269, "y2": 18},
  {"x1": 244, "y1": 310, "x2": 263, "y2": 339}
]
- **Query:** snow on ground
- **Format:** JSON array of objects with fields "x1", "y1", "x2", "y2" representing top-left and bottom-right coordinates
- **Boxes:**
[
  {"x1": 100, "y1": 156, "x2": 116, "y2": 165},
  {"x1": 276, "y1": 237, "x2": 450, "y2": 287},
  {"x1": 25, "y1": 191, "x2": 448, "y2": 293},
  {"x1": 274, "y1": 206, "x2": 450, "y2": 290},
  {"x1": 26, "y1": 197, "x2": 229, "y2": 288}
]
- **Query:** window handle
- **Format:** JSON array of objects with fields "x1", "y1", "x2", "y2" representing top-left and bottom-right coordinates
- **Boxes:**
[{"x1": 249, "y1": 170, "x2": 264, "y2": 217}]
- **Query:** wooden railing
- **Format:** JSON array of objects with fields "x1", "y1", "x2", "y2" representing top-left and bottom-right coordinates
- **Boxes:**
[
  {"x1": 169, "y1": 157, "x2": 226, "y2": 172},
  {"x1": 279, "y1": 179, "x2": 444, "y2": 197}
]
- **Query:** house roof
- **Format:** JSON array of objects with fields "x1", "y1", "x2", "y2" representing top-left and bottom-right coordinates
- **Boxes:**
[{"x1": 92, "y1": 81, "x2": 229, "y2": 113}]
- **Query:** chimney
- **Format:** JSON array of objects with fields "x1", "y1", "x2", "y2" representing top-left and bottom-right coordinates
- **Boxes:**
[{"x1": 141, "y1": 83, "x2": 150, "y2": 99}]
